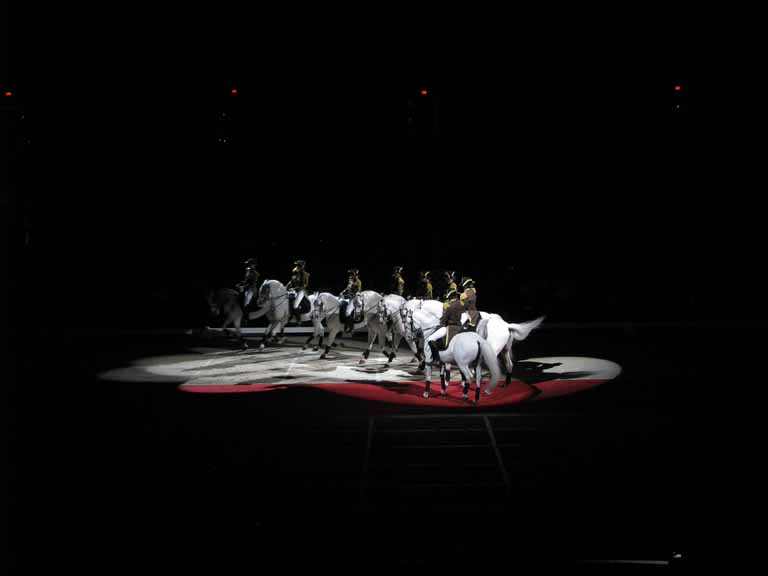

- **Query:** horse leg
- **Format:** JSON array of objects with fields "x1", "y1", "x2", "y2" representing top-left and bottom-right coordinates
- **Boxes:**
[
  {"x1": 503, "y1": 341, "x2": 514, "y2": 387},
  {"x1": 403, "y1": 334, "x2": 419, "y2": 362},
  {"x1": 388, "y1": 332, "x2": 402, "y2": 362},
  {"x1": 301, "y1": 315, "x2": 321, "y2": 349},
  {"x1": 260, "y1": 321, "x2": 274, "y2": 349},
  {"x1": 385, "y1": 329, "x2": 397, "y2": 363},
  {"x1": 474, "y1": 362, "x2": 483, "y2": 404},
  {"x1": 418, "y1": 336, "x2": 432, "y2": 372},
  {"x1": 439, "y1": 365, "x2": 448, "y2": 396},
  {"x1": 414, "y1": 336, "x2": 425, "y2": 366},
  {"x1": 302, "y1": 333, "x2": 314, "y2": 350},
  {"x1": 276, "y1": 321, "x2": 287, "y2": 344},
  {"x1": 311, "y1": 318, "x2": 324, "y2": 352},
  {"x1": 321, "y1": 319, "x2": 341, "y2": 359},
  {"x1": 458, "y1": 364, "x2": 473, "y2": 400},
  {"x1": 234, "y1": 313, "x2": 248, "y2": 350},
  {"x1": 423, "y1": 363, "x2": 432, "y2": 399},
  {"x1": 359, "y1": 326, "x2": 376, "y2": 364},
  {"x1": 376, "y1": 325, "x2": 390, "y2": 360}
]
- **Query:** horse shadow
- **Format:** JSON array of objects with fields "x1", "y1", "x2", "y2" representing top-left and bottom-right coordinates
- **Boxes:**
[{"x1": 510, "y1": 361, "x2": 593, "y2": 385}]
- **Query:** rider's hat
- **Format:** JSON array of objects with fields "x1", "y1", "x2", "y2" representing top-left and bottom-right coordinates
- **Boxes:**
[
  {"x1": 421, "y1": 270, "x2": 431, "y2": 279},
  {"x1": 444, "y1": 270, "x2": 455, "y2": 280},
  {"x1": 393, "y1": 266, "x2": 403, "y2": 274},
  {"x1": 446, "y1": 289, "x2": 459, "y2": 300},
  {"x1": 244, "y1": 258, "x2": 258, "y2": 267},
  {"x1": 348, "y1": 268, "x2": 359, "y2": 275},
  {"x1": 294, "y1": 260, "x2": 306, "y2": 267},
  {"x1": 461, "y1": 277, "x2": 474, "y2": 287}
]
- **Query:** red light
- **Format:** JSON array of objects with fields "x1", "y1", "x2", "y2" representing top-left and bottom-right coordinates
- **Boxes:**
[
  {"x1": 230, "y1": 88, "x2": 238, "y2": 95},
  {"x1": 3, "y1": 91, "x2": 11, "y2": 97},
  {"x1": 674, "y1": 85, "x2": 681, "y2": 91},
  {"x1": 420, "y1": 89, "x2": 428, "y2": 95}
]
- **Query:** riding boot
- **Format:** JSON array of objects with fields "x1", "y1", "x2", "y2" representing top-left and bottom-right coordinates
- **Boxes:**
[{"x1": 428, "y1": 340, "x2": 440, "y2": 366}]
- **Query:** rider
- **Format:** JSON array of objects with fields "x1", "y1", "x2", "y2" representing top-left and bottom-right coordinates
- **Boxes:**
[
  {"x1": 286, "y1": 260, "x2": 310, "y2": 323},
  {"x1": 391, "y1": 266, "x2": 405, "y2": 296},
  {"x1": 423, "y1": 289, "x2": 463, "y2": 397},
  {"x1": 417, "y1": 270, "x2": 433, "y2": 299},
  {"x1": 460, "y1": 276, "x2": 480, "y2": 327},
  {"x1": 443, "y1": 270, "x2": 457, "y2": 300},
  {"x1": 340, "y1": 268, "x2": 362, "y2": 333},
  {"x1": 236, "y1": 258, "x2": 260, "y2": 324}
]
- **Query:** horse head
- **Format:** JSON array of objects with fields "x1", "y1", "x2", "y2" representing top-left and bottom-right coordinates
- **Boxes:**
[
  {"x1": 256, "y1": 280, "x2": 273, "y2": 307},
  {"x1": 311, "y1": 295, "x2": 324, "y2": 320},
  {"x1": 400, "y1": 307, "x2": 418, "y2": 340},
  {"x1": 206, "y1": 290, "x2": 220, "y2": 317}
]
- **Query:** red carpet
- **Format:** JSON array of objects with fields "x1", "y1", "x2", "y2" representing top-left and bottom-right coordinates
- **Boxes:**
[{"x1": 178, "y1": 378, "x2": 610, "y2": 406}]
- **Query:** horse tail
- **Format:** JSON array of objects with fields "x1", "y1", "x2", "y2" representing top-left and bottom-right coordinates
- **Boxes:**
[
  {"x1": 476, "y1": 317, "x2": 490, "y2": 340},
  {"x1": 507, "y1": 316, "x2": 545, "y2": 342},
  {"x1": 478, "y1": 337, "x2": 501, "y2": 390}
]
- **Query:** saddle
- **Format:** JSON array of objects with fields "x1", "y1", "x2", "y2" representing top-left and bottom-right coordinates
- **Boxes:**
[
  {"x1": 341, "y1": 299, "x2": 360, "y2": 320},
  {"x1": 444, "y1": 324, "x2": 463, "y2": 347},
  {"x1": 288, "y1": 293, "x2": 311, "y2": 314}
]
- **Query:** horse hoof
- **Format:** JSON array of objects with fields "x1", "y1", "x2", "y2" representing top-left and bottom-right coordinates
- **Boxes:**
[
  {"x1": 358, "y1": 359, "x2": 365, "y2": 365},
  {"x1": 312, "y1": 347, "x2": 319, "y2": 352},
  {"x1": 440, "y1": 390, "x2": 447, "y2": 396},
  {"x1": 301, "y1": 346, "x2": 307, "y2": 351},
  {"x1": 320, "y1": 354, "x2": 327, "y2": 359},
  {"x1": 483, "y1": 390, "x2": 492, "y2": 395},
  {"x1": 422, "y1": 392, "x2": 429, "y2": 399},
  {"x1": 471, "y1": 398, "x2": 477, "y2": 404},
  {"x1": 462, "y1": 394, "x2": 468, "y2": 400},
  {"x1": 259, "y1": 343, "x2": 265, "y2": 349}
]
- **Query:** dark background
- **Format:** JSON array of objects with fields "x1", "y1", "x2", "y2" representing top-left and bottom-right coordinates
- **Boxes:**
[
  {"x1": 15, "y1": 35, "x2": 708, "y2": 332},
  {"x1": 8, "y1": 14, "x2": 726, "y2": 572}
]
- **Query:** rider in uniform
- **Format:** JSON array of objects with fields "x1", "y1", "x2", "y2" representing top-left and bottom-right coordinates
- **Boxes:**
[
  {"x1": 286, "y1": 260, "x2": 310, "y2": 323},
  {"x1": 236, "y1": 258, "x2": 260, "y2": 325},
  {"x1": 443, "y1": 270, "x2": 458, "y2": 300},
  {"x1": 417, "y1": 270, "x2": 433, "y2": 299},
  {"x1": 460, "y1": 276, "x2": 480, "y2": 328},
  {"x1": 390, "y1": 266, "x2": 405, "y2": 296},
  {"x1": 340, "y1": 268, "x2": 362, "y2": 333},
  {"x1": 423, "y1": 289, "x2": 463, "y2": 397}
]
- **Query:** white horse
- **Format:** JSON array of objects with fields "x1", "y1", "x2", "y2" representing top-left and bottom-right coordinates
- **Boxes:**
[
  {"x1": 401, "y1": 307, "x2": 465, "y2": 381},
  {"x1": 205, "y1": 288, "x2": 248, "y2": 348},
  {"x1": 380, "y1": 294, "x2": 420, "y2": 361},
  {"x1": 248, "y1": 280, "x2": 315, "y2": 348},
  {"x1": 431, "y1": 331, "x2": 502, "y2": 403},
  {"x1": 476, "y1": 315, "x2": 546, "y2": 386},
  {"x1": 304, "y1": 292, "x2": 347, "y2": 358},
  {"x1": 401, "y1": 299, "x2": 446, "y2": 361},
  {"x1": 404, "y1": 298, "x2": 444, "y2": 321},
  {"x1": 348, "y1": 290, "x2": 398, "y2": 363}
]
